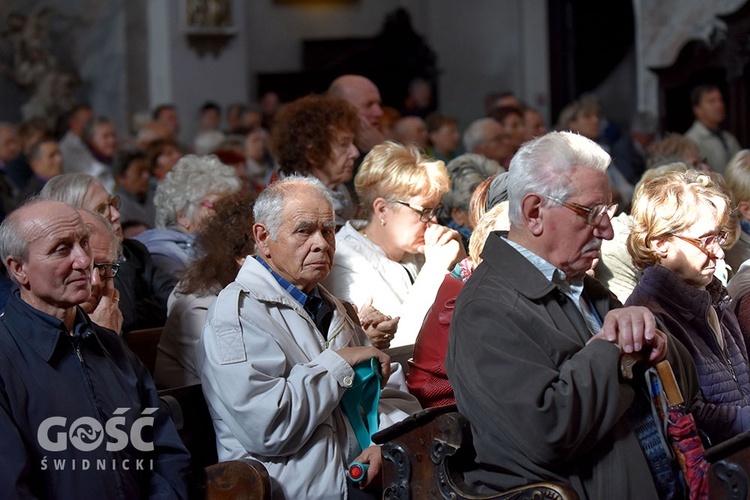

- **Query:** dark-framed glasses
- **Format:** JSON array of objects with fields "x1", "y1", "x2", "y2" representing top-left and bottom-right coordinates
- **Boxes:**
[
  {"x1": 93, "y1": 262, "x2": 121, "y2": 279},
  {"x1": 670, "y1": 232, "x2": 729, "y2": 254},
  {"x1": 543, "y1": 195, "x2": 618, "y2": 226},
  {"x1": 393, "y1": 200, "x2": 439, "y2": 223}
]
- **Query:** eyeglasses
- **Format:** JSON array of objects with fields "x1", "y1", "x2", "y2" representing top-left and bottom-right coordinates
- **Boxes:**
[
  {"x1": 93, "y1": 262, "x2": 120, "y2": 279},
  {"x1": 670, "y1": 232, "x2": 729, "y2": 255},
  {"x1": 95, "y1": 195, "x2": 121, "y2": 218},
  {"x1": 394, "y1": 200, "x2": 439, "y2": 223},
  {"x1": 543, "y1": 195, "x2": 618, "y2": 226}
]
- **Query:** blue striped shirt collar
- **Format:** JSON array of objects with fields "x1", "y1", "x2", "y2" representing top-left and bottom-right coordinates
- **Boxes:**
[{"x1": 255, "y1": 255, "x2": 313, "y2": 308}]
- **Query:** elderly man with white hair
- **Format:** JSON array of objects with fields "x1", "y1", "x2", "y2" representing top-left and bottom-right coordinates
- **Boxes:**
[
  {"x1": 447, "y1": 131, "x2": 701, "y2": 499},
  {"x1": 199, "y1": 176, "x2": 420, "y2": 499}
]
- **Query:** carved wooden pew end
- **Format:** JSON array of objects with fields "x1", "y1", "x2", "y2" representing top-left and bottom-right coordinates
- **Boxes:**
[{"x1": 373, "y1": 404, "x2": 578, "y2": 500}]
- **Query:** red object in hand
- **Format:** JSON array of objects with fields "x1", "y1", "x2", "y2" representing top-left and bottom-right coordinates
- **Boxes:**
[{"x1": 347, "y1": 462, "x2": 369, "y2": 483}]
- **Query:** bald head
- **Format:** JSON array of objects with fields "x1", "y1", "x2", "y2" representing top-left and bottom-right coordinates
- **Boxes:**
[
  {"x1": 394, "y1": 116, "x2": 428, "y2": 150},
  {"x1": 328, "y1": 75, "x2": 383, "y2": 128}
]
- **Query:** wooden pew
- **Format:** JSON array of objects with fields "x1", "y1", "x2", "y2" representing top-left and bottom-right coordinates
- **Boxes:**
[
  {"x1": 372, "y1": 404, "x2": 578, "y2": 500},
  {"x1": 705, "y1": 430, "x2": 750, "y2": 499},
  {"x1": 158, "y1": 384, "x2": 270, "y2": 499},
  {"x1": 123, "y1": 327, "x2": 163, "y2": 375}
]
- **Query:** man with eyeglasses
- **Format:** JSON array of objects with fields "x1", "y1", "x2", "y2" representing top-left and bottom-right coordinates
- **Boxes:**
[
  {"x1": 0, "y1": 200, "x2": 189, "y2": 498},
  {"x1": 446, "y1": 131, "x2": 700, "y2": 499},
  {"x1": 78, "y1": 209, "x2": 123, "y2": 333}
]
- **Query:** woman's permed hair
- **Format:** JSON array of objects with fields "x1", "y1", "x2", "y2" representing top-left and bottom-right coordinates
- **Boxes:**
[
  {"x1": 154, "y1": 154, "x2": 241, "y2": 229},
  {"x1": 271, "y1": 94, "x2": 359, "y2": 175}
]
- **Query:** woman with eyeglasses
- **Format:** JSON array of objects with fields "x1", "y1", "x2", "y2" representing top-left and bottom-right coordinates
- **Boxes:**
[
  {"x1": 626, "y1": 169, "x2": 750, "y2": 444},
  {"x1": 322, "y1": 141, "x2": 466, "y2": 348}
]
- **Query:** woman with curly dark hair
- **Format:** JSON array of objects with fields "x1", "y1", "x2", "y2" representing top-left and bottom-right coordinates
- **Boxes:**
[
  {"x1": 154, "y1": 189, "x2": 256, "y2": 388},
  {"x1": 271, "y1": 94, "x2": 360, "y2": 226}
]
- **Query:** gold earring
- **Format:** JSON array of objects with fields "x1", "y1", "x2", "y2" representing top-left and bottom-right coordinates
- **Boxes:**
[{"x1": 380, "y1": 218, "x2": 385, "y2": 226}]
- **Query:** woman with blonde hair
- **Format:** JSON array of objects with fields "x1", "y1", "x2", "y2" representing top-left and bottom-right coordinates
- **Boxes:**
[
  {"x1": 626, "y1": 169, "x2": 750, "y2": 444},
  {"x1": 322, "y1": 141, "x2": 465, "y2": 347}
]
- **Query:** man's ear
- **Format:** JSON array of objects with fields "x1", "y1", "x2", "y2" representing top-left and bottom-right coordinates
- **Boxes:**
[
  {"x1": 253, "y1": 223, "x2": 272, "y2": 258},
  {"x1": 6, "y1": 257, "x2": 28, "y2": 286},
  {"x1": 521, "y1": 194, "x2": 544, "y2": 236}
]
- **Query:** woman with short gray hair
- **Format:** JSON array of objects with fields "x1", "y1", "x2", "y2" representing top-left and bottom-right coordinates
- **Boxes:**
[
  {"x1": 438, "y1": 153, "x2": 502, "y2": 248},
  {"x1": 135, "y1": 154, "x2": 241, "y2": 278}
]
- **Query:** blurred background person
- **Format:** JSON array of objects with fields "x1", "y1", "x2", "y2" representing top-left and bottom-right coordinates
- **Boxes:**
[
  {"x1": 58, "y1": 104, "x2": 93, "y2": 175},
  {"x1": 685, "y1": 84, "x2": 741, "y2": 175},
  {"x1": 271, "y1": 94, "x2": 360, "y2": 226},
  {"x1": 426, "y1": 112, "x2": 460, "y2": 163},
  {"x1": 489, "y1": 105, "x2": 525, "y2": 167},
  {"x1": 154, "y1": 189, "x2": 255, "y2": 389},
  {"x1": 437, "y1": 153, "x2": 503, "y2": 249},
  {"x1": 522, "y1": 106, "x2": 547, "y2": 141},
  {"x1": 16, "y1": 135, "x2": 63, "y2": 204},
  {"x1": 135, "y1": 155, "x2": 241, "y2": 278},
  {"x1": 145, "y1": 138, "x2": 182, "y2": 181},
  {"x1": 198, "y1": 101, "x2": 221, "y2": 132},
  {"x1": 244, "y1": 127, "x2": 274, "y2": 191},
  {"x1": 113, "y1": 147, "x2": 155, "y2": 237},
  {"x1": 6, "y1": 117, "x2": 49, "y2": 194},
  {"x1": 462, "y1": 117, "x2": 509, "y2": 164},
  {"x1": 611, "y1": 110, "x2": 658, "y2": 186},
  {"x1": 81, "y1": 115, "x2": 117, "y2": 193},
  {"x1": 393, "y1": 116, "x2": 429, "y2": 150}
]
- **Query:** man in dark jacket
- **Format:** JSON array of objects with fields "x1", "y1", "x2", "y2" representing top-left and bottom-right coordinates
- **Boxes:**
[
  {"x1": 0, "y1": 200, "x2": 189, "y2": 498},
  {"x1": 446, "y1": 131, "x2": 700, "y2": 499}
]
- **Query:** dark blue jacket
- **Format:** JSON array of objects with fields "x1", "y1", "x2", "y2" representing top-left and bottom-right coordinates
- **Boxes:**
[
  {"x1": 0, "y1": 291, "x2": 189, "y2": 498},
  {"x1": 627, "y1": 264, "x2": 750, "y2": 444}
]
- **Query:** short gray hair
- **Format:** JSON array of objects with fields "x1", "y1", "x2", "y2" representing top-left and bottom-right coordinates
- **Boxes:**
[
  {"x1": 507, "y1": 131, "x2": 610, "y2": 227},
  {"x1": 39, "y1": 173, "x2": 96, "y2": 208},
  {"x1": 0, "y1": 198, "x2": 49, "y2": 284},
  {"x1": 254, "y1": 176, "x2": 333, "y2": 240},
  {"x1": 463, "y1": 117, "x2": 496, "y2": 153},
  {"x1": 443, "y1": 153, "x2": 503, "y2": 212},
  {"x1": 154, "y1": 154, "x2": 241, "y2": 229}
]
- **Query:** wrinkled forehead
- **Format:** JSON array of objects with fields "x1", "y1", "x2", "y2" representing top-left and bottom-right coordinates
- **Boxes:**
[
  {"x1": 282, "y1": 188, "x2": 334, "y2": 221},
  {"x1": 25, "y1": 210, "x2": 88, "y2": 247}
]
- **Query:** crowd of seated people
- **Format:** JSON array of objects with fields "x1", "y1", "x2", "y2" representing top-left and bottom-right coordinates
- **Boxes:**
[{"x1": 6, "y1": 72, "x2": 750, "y2": 499}]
